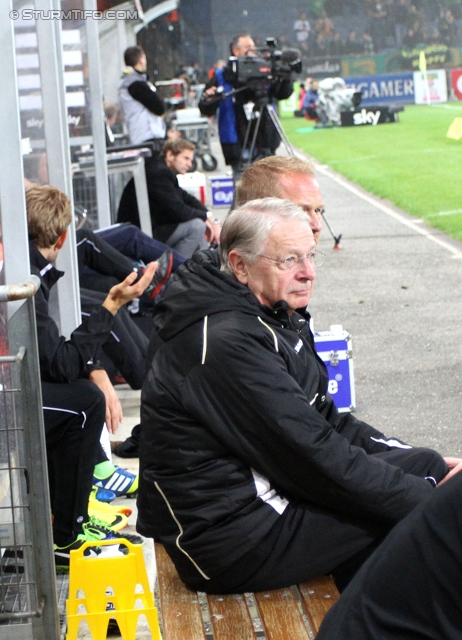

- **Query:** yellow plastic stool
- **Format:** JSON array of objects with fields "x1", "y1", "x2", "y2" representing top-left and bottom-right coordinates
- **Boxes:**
[{"x1": 66, "y1": 538, "x2": 161, "y2": 640}]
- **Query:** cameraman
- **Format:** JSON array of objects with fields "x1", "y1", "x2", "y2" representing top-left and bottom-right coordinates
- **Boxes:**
[{"x1": 199, "y1": 35, "x2": 294, "y2": 180}]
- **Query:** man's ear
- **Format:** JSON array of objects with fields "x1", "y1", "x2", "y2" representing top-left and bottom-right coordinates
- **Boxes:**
[
  {"x1": 55, "y1": 230, "x2": 68, "y2": 250},
  {"x1": 228, "y1": 250, "x2": 249, "y2": 285},
  {"x1": 165, "y1": 150, "x2": 174, "y2": 166}
]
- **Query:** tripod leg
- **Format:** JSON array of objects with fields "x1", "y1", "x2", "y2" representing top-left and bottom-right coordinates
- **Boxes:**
[
  {"x1": 266, "y1": 104, "x2": 295, "y2": 156},
  {"x1": 321, "y1": 210, "x2": 342, "y2": 249},
  {"x1": 238, "y1": 109, "x2": 263, "y2": 174},
  {"x1": 247, "y1": 109, "x2": 263, "y2": 166}
]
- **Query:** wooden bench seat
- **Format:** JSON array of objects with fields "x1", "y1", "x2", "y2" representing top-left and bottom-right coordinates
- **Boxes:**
[{"x1": 155, "y1": 543, "x2": 340, "y2": 640}]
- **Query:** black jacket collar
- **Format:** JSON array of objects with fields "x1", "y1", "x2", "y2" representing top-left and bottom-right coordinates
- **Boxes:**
[{"x1": 29, "y1": 242, "x2": 64, "y2": 293}]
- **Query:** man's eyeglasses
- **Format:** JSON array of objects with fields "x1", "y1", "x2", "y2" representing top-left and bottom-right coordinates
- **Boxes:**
[{"x1": 250, "y1": 250, "x2": 325, "y2": 271}]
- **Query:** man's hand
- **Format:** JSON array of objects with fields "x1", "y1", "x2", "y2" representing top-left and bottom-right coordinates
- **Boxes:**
[
  {"x1": 205, "y1": 219, "x2": 221, "y2": 245},
  {"x1": 438, "y1": 457, "x2": 462, "y2": 486},
  {"x1": 102, "y1": 262, "x2": 157, "y2": 315},
  {"x1": 202, "y1": 86, "x2": 217, "y2": 99},
  {"x1": 89, "y1": 369, "x2": 123, "y2": 434}
]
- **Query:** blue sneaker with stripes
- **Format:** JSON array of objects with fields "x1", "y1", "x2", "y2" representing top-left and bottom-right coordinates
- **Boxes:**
[
  {"x1": 93, "y1": 465, "x2": 138, "y2": 498},
  {"x1": 91, "y1": 486, "x2": 117, "y2": 503}
]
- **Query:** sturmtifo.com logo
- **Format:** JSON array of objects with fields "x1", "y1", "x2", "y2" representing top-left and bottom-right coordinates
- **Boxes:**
[{"x1": 10, "y1": 8, "x2": 139, "y2": 20}]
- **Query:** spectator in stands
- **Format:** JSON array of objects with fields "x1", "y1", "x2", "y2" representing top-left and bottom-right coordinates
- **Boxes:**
[
  {"x1": 366, "y1": 1, "x2": 388, "y2": 51},
  {"x1": 329, "y1": 32, "x2": 344, "y2": 56},
  {"x1": 362, "y1": 31, "x2": 376, "y2": 54},
  {"x1": 405, "y1": 2, "x2": 424, "y2": 29},
  {"x1": 117, "y1": 138, "x2": 220, "y2": 258},
  {"x1": 317, "y1": 470, "x2": 462, "y2": 640},
  {"x1": 27, "y1": 185, "x2": 155, "y2": 569},
  {"x1": 315, "y1": 10, "x2": 335, "y2": 39},
  {"x1": 293, "y1": 12, "x2": 311, "y2": 45},
  {"x1": 438, "y1": 9, "x2": 458, "y2": 47},
  {"x1": 314, "y1": 31, "x2": 330, "y2": 56},
  {"x1": 392, "y1": 0, "x2": 411, "y2": 47},
  {"x1": 402, "y1": 20, "x2": 424, "y2": 48},
  {"x1": 138, "y1": 197, "x2": 453, "y2": 595},
  {"x1": 325, "y1": 0, "x2": 343, "y2": 15},
  {"x1": 344, "y1": 29, "x2": 364, "y2": 54},
  {"x1": 118, "y1": 46, "x2": 166, "y2": 151},
  {"x1": 298, "y1": 40, "x2": 311, "y2": 64}
]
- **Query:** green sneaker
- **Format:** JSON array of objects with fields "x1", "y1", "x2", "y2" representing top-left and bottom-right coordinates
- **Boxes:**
[
  {"x1": 87, "y1": 503, "x2": 128, "y2": 532},
  {"x1": 53, "y1": 534, "x2": 100, "y2": 573},
  {"x1": 83, "y1": 516, "x2": 143, "y2": 545}
]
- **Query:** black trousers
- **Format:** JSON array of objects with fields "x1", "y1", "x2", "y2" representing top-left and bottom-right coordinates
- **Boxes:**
[
  {"x1": 317, "y1": 470, "x2": 462, "y2": 640},
  {"x1": 76, "y1": 227, "x2": 135, "y2": 288},
  {"x1": 80, "y1": 289, "x2": 148, "y2": 390},
  {"x1": 42, "y1": 379, "x2": 105, "y2": 546},
  {"x1": 181, "y1": 447, "x2": 447, "y2": 594}
]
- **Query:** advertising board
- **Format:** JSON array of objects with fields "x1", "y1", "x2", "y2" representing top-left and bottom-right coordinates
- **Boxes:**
[
  {"x1": 413, "y1": 69, "x2": 448, "y2": 104},
  {"x1": 210, "y1": 176, "x2": 234, "y2": 207},
  {"x1": 344, "y1": 72, "x2": 415, "y2": 105}
]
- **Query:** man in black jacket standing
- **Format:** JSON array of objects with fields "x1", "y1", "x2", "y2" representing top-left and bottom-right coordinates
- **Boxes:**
[
  {"x1": 138, "y1": 198, "x2": 456, "y2": 593},
  {"x1": 118, "y1": 138, "x2": 220, "y2": 258}
]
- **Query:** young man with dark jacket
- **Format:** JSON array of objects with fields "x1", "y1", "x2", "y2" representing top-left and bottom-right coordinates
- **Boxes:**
[
  {"x1": 27, "y1": 186, "x2": 155, "y2": 568},
  {"x1": 117, "y1": 138, "x2": 220, "y2": 258}
]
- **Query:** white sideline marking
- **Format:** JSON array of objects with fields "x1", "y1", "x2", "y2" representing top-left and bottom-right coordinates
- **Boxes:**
[
  {"x1": 428, "y1": 209, "x2": 462, "y2": 218},
  {"x1": 296, "y1": 152, "x2": 462, "y2": 260}
]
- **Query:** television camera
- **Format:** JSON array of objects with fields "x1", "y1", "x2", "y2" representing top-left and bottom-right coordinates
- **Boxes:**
[
  {"x1": 229, "y1": 37, "x2": 302, "y2": 96},
  {"x1": 316, "y1": 77, "x2": 362, "y2": 126}
]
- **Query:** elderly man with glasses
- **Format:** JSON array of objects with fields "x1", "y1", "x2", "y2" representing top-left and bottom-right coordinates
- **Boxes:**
[{"x1": 137, "y1": 197, "x2": 451, "y2": 595}]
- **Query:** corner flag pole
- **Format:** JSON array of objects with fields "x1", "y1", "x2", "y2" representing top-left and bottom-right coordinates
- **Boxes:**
[{"x1": 419, "y1": 51, "x2": 431, "y2": 105}]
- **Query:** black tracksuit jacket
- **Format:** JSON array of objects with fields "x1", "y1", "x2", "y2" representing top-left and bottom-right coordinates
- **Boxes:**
[
  {"x1": 137, "y1": 251, "x2": 434, "y2": 584},
  {"x1": 29, "y1": 243, "x2": 113, "y2": 382},
  {"x1": 117, "y1": 160, "x2": 208, "y2": 244}
]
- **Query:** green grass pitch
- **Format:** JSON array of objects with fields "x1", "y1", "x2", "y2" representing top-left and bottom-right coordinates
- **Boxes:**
[{"x1": 282, "y1": 103, "x2": 462, "y2": 242}]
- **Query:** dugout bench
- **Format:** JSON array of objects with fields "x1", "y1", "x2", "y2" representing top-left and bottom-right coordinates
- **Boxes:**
[{"x1": 155, "y1": 543, "x2": 340, "y2": 639}]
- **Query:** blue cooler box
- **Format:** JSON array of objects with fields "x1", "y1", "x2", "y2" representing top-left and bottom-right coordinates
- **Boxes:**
[{"x1": 314, "y1": 327, "x2": 356, "y2": 413}]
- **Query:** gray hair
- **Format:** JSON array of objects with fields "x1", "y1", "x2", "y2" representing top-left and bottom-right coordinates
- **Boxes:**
[{"x1": 220, "y1": 197, "x2": 310, "y2": 275}]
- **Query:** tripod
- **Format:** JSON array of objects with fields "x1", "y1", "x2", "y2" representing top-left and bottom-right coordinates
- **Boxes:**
[{"x1": 239, "y1": 93, "x2": 295, "y2": 171}]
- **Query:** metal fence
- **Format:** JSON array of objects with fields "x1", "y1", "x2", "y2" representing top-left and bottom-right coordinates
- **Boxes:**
[
  {"x1": 73, "y1": 171, "x2": 132, "y2": 229},
  {"x1": 0, "y1": 277, "x2": 60, "y2": 640}
]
